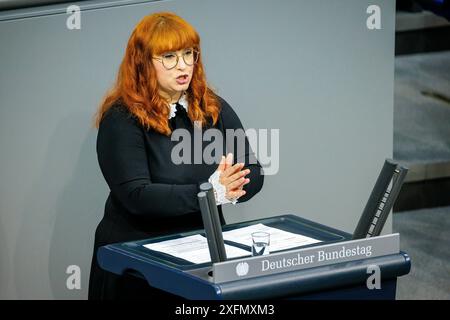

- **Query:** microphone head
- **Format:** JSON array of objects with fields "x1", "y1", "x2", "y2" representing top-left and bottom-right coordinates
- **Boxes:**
[{"x1": 199, "y1": 182, "x2": 213, "y2": 192}]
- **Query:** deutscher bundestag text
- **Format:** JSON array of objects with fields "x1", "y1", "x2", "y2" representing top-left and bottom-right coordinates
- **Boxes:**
[{"x1": 261, "y1": 245, "x2": 372, "y2": 272}]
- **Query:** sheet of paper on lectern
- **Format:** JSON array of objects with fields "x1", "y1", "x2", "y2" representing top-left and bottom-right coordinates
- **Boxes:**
[
  {"x1": 143, "y1": 234, "x2": 251, "y2": 264},
  {"x1": 222, "y1": 223, "x2": 322, "y2": 252}
]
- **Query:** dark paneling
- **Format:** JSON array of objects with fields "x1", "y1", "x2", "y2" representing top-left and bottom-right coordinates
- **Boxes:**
[
  {"x1": 396, "y1": 26, "x2": 450, "y2": 55},
  {"x1": 394, "y1": 177, "x2": 450, "y2": 211}
]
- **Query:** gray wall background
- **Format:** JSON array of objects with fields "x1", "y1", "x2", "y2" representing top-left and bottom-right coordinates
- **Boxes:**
[{"x1": 0, "y1": 0, "x2": 395, "y2": 299}]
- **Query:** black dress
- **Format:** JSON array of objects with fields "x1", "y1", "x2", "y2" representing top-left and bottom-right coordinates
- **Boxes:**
[{"x1": 88, "y1": 95, "x2": 264, "y2": 299}]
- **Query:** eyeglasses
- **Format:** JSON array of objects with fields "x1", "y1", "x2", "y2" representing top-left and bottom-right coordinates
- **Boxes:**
[{"x1": 153, "y1": 48, "x2": 199, "y2": 70}]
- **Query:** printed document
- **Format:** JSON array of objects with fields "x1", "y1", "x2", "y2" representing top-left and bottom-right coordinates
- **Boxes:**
[
  {"x1": 143, "y1": 234, "x2": 251, "y2": 264},
  {"x1": 223, "y1": 223, "x2": 322, "y2": 252}
]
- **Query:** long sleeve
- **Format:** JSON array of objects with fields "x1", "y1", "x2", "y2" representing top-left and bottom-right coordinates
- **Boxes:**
[
  {"x1": 218, "y1": 97, "x2": 265, "y2": 203},
  {"x1": 96, "y1": 106, "x2": 200, "y2": 217}
]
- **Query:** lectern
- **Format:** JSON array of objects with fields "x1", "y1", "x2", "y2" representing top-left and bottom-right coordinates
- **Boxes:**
[
  {"x1": 97, "y1": 214, "x2": 410, "y2": 299},
  {"x1": 97, "y1": 159, "x2": 410, "y2": 299}
]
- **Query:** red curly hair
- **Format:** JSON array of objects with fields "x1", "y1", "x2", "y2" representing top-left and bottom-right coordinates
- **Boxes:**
[{"x1": 94, "y1": 12, "x2": 220, "y2": 136}]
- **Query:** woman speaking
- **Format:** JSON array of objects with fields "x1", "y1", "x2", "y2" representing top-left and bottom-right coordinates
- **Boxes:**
[{"x1": 89, "y1": 12, "x2": 264, "y2": 299}]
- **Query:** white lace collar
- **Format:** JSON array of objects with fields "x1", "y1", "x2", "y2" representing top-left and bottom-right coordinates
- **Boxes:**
[{"x1": 168, "y1": 93, "x2": 188, "y2": 119}]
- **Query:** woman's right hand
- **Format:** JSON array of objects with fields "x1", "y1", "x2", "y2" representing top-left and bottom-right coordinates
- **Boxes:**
[{"x1": 217, "y1": 153, "x2": 250, "y2": 201}]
